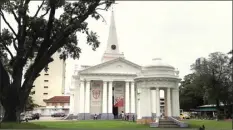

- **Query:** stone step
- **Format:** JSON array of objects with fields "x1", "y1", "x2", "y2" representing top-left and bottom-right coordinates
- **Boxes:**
[
  {"x1": 159, "y1": 124, "x2": 180, "y2": 128},
  {"x1": 159, "y1": 122, "x2": 177, "y2": 125},
  {"x1": 158, "y1": 119, "x2": 180, "y2": 128}
]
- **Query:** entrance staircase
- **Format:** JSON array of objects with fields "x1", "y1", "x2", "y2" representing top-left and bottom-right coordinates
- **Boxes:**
[
  {"x1": 158, "y1": 118, "x2": 180, "y2": 128},
  {"x1": 150, "y1": 117, "x2": 189, "y2": 128}
]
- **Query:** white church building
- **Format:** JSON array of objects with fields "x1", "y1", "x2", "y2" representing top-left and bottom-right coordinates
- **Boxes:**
[{"x1": 69, "y1": 10, "x2": 181, "y2": 120}]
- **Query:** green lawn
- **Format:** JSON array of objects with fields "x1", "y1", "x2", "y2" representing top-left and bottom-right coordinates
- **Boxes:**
[
  {"x1": 0, "y1": 120, "x2": 148, "y2": 129},
  {"x1": 184, "y1": 119, "x2": 232, "y2": 130},
  {"x1": 0, "y1": 120, "x2": 232, "y2": 129}
]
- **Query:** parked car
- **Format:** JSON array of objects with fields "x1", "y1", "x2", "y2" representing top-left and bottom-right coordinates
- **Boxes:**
[
  {"x1": 51, "y1": 113, "x2": 66, "y2": 117},
  {"x1": 180, "y1": 112, "x2": 191, "y2": 119},
  {"x1": 31, "y1": 113, "x2": 40, "y2": 120},
  {"x1": 20, "y1": 113, "x2": 32, "y2": 122}
]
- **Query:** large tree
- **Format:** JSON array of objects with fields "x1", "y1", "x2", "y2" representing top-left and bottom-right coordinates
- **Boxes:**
[
  {"x1": 191, "y1": 52, "x2": 232, "y2": 119},
  {"x1": 0, "y1": 0, "x2": 114, "y2": 122},
  {"x1": 179, "y1": 73, "x2": 205, "y2": 111}
]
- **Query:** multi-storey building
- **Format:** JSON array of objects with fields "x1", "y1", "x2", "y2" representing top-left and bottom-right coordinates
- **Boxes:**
[{"x1": 31, "y1": 52, "x2": 66, "y2": 107}]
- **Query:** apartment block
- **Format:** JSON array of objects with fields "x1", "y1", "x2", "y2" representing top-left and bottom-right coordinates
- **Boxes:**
[{"x1": 31, "y1": 52, "x2": 66, "y2": 107}]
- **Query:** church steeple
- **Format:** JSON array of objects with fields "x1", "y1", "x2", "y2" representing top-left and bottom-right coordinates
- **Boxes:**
[{"x1": 101, "y1": 7, "x2": 124, "y2": 63}]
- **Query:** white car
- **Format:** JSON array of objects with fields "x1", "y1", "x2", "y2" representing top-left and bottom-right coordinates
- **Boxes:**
[{"x1": 20, "y1": 113, "x2": 32, "y2": 122}]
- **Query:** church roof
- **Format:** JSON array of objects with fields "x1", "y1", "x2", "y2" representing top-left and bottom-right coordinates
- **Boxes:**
[
  {"x1": 44, "y1": 96, "x2": 70, "y2": 103},
  {"x1": 79, "y1": 57, "x2": 141, "y2": 74},
  {"x1": 144, "y1": 58, "x2": 174, "y2": 69}
]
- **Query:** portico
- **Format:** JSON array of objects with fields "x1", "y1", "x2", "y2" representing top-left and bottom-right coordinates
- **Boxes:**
[{"x1": 72, "y1": 70, "x2": 139, "y2": 120}]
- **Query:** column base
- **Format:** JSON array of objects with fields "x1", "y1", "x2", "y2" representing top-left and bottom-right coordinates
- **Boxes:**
[
  {"x1": 77, "y1": 113, "x2": 91, "y2": 120},
  {"x1": 137, "y1": 116, "x2": 153, "y2": 124},
  {"x1": 125, "y1": 113, "x2": 137, "y2": 121},
  {"x1": 100, "y1": 113, "x2": 114, "y2": 120},
  {"x1": 151, "y1": 113, "x2": 157, "y2": 120}
]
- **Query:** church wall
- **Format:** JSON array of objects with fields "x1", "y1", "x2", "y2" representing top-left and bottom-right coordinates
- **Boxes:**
[
  {"x1": 140, "y1": 88, "x2": 152, "y2": 117},
  {"x1": 73, "y1": 82, "x2": 80, "y2": 115}
]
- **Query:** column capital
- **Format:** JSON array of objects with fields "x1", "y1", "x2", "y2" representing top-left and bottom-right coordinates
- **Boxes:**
[
  {"x1": 131, "y1": 81, "x2": 135, "y2": 85},
  {"x1": 125, "y1": 80, "x2": 134, "y2": 83},
  {"x1": 80, "y1": 80, "x2": 85, "y2": 83},
  {"x1": 103, "y1": 80, "x2": 108, "y2": 84},
  {"x1": 85, "y1": 79, "x2": 91, "y2": 82},
  {"x1": 156, "y1": 87, "x2": 160, "y2": 91}
]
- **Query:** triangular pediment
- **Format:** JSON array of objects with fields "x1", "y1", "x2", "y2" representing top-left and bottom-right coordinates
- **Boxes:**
[{"x1": 79, "y1": 57, "x2": 141, "y2": 75}]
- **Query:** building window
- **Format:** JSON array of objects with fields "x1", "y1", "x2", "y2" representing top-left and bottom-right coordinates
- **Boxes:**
[
  {"x1": 44, "y1": 80, "x2": 49, "y2": 82},
  {"x1": 43, "y1": 93, "x2": 48, "y2": 95},
  {"x1": 44, "y1": 86, "x2": 48, "y2": 88},
  {"x1": 44, "y1": 73, "x2": 49, "y2": 76}
]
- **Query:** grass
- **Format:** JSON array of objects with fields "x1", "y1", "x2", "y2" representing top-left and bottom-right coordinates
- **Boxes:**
[
  {"x1": 184, "y1": 119, "x2": 232, "y2": 130},
  {"x1": 33, "y1": 120, "x2": 148, "y2": 128},
  {"x1": 0, "y1": 120, "x2": 148, "y2": 129},
  {"x1": 0, "y1": 119, "x2": 232, "y2": 129}
]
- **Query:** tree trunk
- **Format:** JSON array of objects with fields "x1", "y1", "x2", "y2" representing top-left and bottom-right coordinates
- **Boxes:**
[
  {"x1": 2, "y1": 105, "x2": 20, "y2": 122},
  {"x1": 1, "y1": 85, "x2": 21, "y2": 122},
  {"x1": 215, "y1": 98, "x2": 220, "y2": 120}
]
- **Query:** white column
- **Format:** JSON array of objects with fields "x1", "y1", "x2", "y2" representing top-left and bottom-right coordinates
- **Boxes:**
[
  {"x1": 125, "y1": 81, "x2": 130, "y2": 113},
  {"x1": 172, "y1": 88, "x2": 180, "y2": 117},
  {"x1": 151, "y1": 89, "x2": 156, "y2": 114},
  {"x1": 108, "y1": 81, "x2": 113, "y2": 113},
  {"x1": 137, "y1": 88, "x2": 141, "y2": 119},
  {"x1": 84, "y1": 81, "x2": 90, "y2": 113},
  {"x1": 102, "y1": 81, "x2": 107, "y2": 113},
  {"x1": 167, "y1": 88, "x2": 172, "y2": 116},
  {"x1": 130, "y1": 81, "x2": 135, "y2": 113},
  {"x1": 176, "y1": 89, "x2": 180, "y2": 116},
  {"x1": 156, "y1": 87, "x2": 160, "y2": 117},
  {"x1": 69, "y1": 92, "x2": 74, "y2": 114},
  {"x1": 79, "y1": 80, "x2": 85, "y2": 113}
]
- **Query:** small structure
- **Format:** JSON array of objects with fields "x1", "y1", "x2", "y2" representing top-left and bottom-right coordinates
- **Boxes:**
[{"x1": 33, "y1": 96, "x2": 70, "y2": 116}]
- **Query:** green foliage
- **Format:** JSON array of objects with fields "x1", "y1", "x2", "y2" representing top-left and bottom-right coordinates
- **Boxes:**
[
  {"x1": 192, "y1": 52, "x2": 232, "y2": 104},
  {"x1": 228, "y1": 50, "x2": 233, "y2": 64},
  {"x1": 0, "y1": 0, "x2": 114, "y2": 122},
  {"x1": 180, "y1": 52, "x2": 232, "y2": 118},
  {"x1": 179, "y1": 73, "x2": 205, "y2": 110}
]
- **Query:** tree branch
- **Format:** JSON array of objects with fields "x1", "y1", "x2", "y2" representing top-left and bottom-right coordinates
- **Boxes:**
[
  {"x1": 33, "y1": 0, "x2": 45, "y2": 18},
  {"x1": 13, "y1": 38, "x2": 18, "y2": 50},
  {"x1": 95, "y1": 11, "x2": 106, "y2": 23},
  {"x1": 34, "y1": 5, "x2": 56, "y2": 66},
  {"x1": 0, "y1": 39, "x2": 14, "y2": 59},
  {"x1": 40, "y1": 8, "x2": 50, "y2": 18},
  {"x1": 0, "y1": 10, "x2": 18, "y2": 38},
  {"x1": 6, "y1": 0, "x2": 19, "y2": 23},
  {"x1": 22, "y1": 1, "x2": 102, "y2": 93}
]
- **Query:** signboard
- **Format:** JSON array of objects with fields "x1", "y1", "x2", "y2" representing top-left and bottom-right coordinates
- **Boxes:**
[{"x1": 90, "y1": 81, "x2": 102, "y2": 114}]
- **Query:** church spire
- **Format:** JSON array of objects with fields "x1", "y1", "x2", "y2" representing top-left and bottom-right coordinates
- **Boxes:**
[
  {"x1": 101, "y1": 7, "x2": 124, "y2": 63},
  {"x1": 106, "y1": 8, "x2": 119, "y2": 54}
]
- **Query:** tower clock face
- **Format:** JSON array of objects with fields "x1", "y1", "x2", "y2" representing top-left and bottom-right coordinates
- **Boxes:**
[{"x1": 111, "y1": 45, "x2": 116, "y2": 50}]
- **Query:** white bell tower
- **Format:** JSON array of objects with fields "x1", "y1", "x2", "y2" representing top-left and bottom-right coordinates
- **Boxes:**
[{"x1": 101, "y1": 6, "x2": 124, "y2": 63}]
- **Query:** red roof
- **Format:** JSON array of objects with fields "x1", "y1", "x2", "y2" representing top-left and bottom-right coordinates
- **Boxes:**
[{"x1": 44, "y1": 96, "x2": 70, "y2": 103}]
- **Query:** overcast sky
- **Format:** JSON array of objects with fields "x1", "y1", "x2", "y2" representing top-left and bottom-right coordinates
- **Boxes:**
[
  {"x1": 67, "y1": 1, "x2": 232, "y2": 83},
  {"x1": 1, "y1": 1, "x2": 232, "y2": 94}
]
